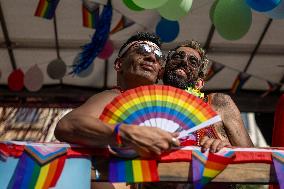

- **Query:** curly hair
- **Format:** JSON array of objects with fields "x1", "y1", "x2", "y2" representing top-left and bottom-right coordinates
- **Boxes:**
[
  {"x1": 118, "y1": 32, "x2": 162, "y2": 56},
  {"x1": 167, "y1": 40, "x2": 210, "y2": 79}
]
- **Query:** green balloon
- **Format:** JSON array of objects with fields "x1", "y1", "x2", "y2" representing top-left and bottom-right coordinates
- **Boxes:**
[
  {"x1": 123, "y1": 0, "x2": 144, "y2": 11},
  {"x1": 209, "y1": 0, "x2": 219, "y2": 22},
  {"x1": 132, "y1": 0, "x2": 168, "y2": 9},
  {"x1": 158, "y1": 0, "x2": 192, "y2": 21},
  {"x1": 213, "y1": 0, "x2": 252, "y2": 40}
]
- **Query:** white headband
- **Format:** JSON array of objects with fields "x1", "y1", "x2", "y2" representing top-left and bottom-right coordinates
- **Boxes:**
[{"x1": 118, "y1": 40, "x2": 160, "y2": 58}]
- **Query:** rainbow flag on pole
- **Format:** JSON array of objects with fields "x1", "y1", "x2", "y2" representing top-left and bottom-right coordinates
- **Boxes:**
[
  {"x1": 34, "y1": 0, "x2": 60, "y2": 19},
  {"x1": 109, "y1": 158, "x2": 159, "y2": 183},
  {"x1": 82, "y1": 2, "x2": 100, "y2": 29}
]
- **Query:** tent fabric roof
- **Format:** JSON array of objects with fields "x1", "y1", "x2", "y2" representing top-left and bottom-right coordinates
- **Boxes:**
[{"x1": 0, "y1": 0, "x2": 284, "y2": 93}]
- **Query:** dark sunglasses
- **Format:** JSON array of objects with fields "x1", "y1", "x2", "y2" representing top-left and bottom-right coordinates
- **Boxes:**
[{"x1": 168, "y1": 51, "x2": 201, "y2": 68}]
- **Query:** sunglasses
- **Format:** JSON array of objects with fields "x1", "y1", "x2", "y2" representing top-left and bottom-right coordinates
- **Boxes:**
[
  {"x1": 119, "y1": 42, "x2": 164, "y2": 64},
  {"x1": 168, "y1": 51, "x2": 201, "y2": 68}
]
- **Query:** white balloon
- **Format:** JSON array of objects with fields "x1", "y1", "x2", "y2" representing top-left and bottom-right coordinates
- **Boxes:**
[{"x1": 24, "y1": 65, "x2": 44, "y2": 92}]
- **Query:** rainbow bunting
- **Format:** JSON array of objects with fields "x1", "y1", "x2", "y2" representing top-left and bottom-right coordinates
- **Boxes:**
[
  {"x1": 231, "y1": 72, "x2": 250, "y2": 94},
  {"x1": 7, "y1": 152, "x2": 66, "y2": 189},
  {"x1": 34, "y1": 0, "x2": 60, "y2": 20},
  {"x1": 109, "y1": 158, "x2": 159, "y2": 183},
  {"x1": 82, "y1": 2, "x2": 100, "y2": 29},
  {"x1": 205, "y1": 62, "x2": 225, "y2": 81},
  {"x1": 192, "y1": 150, "x2": 235, "y2": 189},
  {"x1": 261, "y1": 81, "x2": 280, "y2": 98},
  {"x1": 110, "y1": 16, "x2": 135, "y2": 35},
  {"x1": 272, "y1": 151, "x2": 284, "y2": 189}
]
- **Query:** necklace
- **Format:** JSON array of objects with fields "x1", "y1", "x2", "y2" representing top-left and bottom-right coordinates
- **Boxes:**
[
  {"x1": 185, "y1": 86, "x2": 204, "y2": 99},
  {"x1": 184, "y1": 85, "x2": 214, "y2": 146}
]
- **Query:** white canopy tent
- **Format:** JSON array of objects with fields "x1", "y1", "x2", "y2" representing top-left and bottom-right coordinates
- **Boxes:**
[{"x1": 0, "y1": 0, "x2": 283, "y2": 112}]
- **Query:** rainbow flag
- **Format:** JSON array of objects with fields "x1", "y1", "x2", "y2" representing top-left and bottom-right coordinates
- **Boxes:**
[
  {"x1": 7, "y1": 152, "x2": 66, "y2": 189},
  {"x1": 82, "y1": 3, "x2": 100, "y2": 29},
  {"x1": 109, "y1": 158, "x2": 159, "y2": 183},
  {"x1": 231, "y1": 72, "x2": 251, "y2": 94},
  {"x1": 272, "y1": 151, "x2": 284, "y2": 189},
  {"x1": 192, "y1": 150, "x2": 235, "y2": 189},
  {"x1": 205, "y1": 62, "x2": 224, "y2": 81},
  {"x1": 34, "y1": 0, "x2": 60, "y2": 19},
  {"x1": 110, "y1": 16, "x2": 135, "y2": 35}
]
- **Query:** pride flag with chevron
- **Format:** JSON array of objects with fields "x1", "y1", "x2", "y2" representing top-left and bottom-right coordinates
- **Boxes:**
[
  {"x1": 272, "y1": 151, "x2": 284, "y2": 189},
  {"x1": 34, "y1": 0, "x2": 60, "y2": 19},
  {"x1": 192, "y1": 150, "x2": 235, "y2": 189}
]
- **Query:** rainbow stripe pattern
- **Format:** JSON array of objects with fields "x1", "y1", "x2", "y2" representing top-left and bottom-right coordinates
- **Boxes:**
[
  {"x1": 109, "y1": 158, "x2": 159, "y2": 183},
  {"x1": 34, "y1": 0, "x2": 60, "y2": 20},
  {"x1": 272, "y1": 151, "x2": 284, "y2": 188},
  {"x1": 192, "y1": 150, "x2": 235, "y2": 189},
  {"x1": 82, "y1": 3, "x2": 100, "y2": 29},
  {"x1": 100, "y1": 85, "x2": 221, "y2": 138},
  {"x1": 8, "y1": 152, "x2": 66, "y2": 189},
  {"x1": 110, "y1": 16, "x2": 135, "y2": 34}
]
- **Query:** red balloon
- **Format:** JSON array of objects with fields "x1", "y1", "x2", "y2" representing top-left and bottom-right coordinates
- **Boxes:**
[
  {"x1": 8, "y1": 69, "x2": 24, "y2": 91},
  {"x1": 98, "y1": 40, "x2": 114, "y2": 59}
]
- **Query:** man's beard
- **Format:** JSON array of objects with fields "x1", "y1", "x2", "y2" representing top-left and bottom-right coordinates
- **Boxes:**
[{"x1": 163, "y1": 66, "x2": 197, "y2": 89}]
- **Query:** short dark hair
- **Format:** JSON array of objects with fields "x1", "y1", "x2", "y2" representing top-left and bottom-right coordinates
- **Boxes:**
[
  {"x1": 118, "y1": 32, "x2": 162, "y2": 55},
  {"x1": 167, "y1": 40, "x2": 210, "y2": 79}
]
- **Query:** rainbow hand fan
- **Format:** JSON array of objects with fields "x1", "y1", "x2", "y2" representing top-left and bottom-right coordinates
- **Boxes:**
[{"x1": 100, "y1": 85, "x2": 221, "y2": 139}]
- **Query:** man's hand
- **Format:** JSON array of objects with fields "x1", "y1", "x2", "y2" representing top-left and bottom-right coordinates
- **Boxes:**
[
  {"x1": 119, "y1": 125, "x2": 180, "y2": 158},
  {"x1": 200, "y1": 136, "x2": 231, "y2": 153}
]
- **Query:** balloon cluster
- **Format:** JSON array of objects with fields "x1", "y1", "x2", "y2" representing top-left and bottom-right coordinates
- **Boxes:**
[
  {"x1": 123, "y1": 0, "x2": 193, "y2": 43},
  {"x1": 123, "y1": 0, "x2": 284, "y2": 42},
  {"x1": 209, "y1": 0, "x2": 284, "y2": 40}
]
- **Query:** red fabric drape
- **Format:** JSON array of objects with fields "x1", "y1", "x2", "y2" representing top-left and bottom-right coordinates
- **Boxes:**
[
  {"x1": 272, "y1": 94, "x2": 284, "y2": 147},
  {"x1": 270, "y1": 94, "x2": 284, "y2": 189}
]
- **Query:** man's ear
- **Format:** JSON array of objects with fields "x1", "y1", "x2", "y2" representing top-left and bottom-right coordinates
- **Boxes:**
[
  {"x1": 114, "y1": 58, "x2": 122, "y2": 71},
  {"x1": 195, "y1": 79, "x2": 204, "y2": 90}
]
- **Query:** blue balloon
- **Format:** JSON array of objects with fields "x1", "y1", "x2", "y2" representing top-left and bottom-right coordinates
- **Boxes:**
[
  {"x1": 265, "y1": 0, "x2": 284, "y2": 19},
  {"x1": 246, "y1": 0, "x2": 281, "y2": 12},
  {"x1": 156, "y1": 18, "x2": 179, "y2": 42}
]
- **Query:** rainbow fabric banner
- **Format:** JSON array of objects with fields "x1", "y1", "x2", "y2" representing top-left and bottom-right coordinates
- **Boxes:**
[
  {"x1": 110, "y1": 16, "x2": 135, "y2": 34},
  {"x1": 34, "y1": 0, "x2": 60, "y2": 19},
  {"x1": 8, "y1": 152, "x2": 66, "y2": 189},
  {"x1": 192, "y1": 150, "x2": 235, "y2": 189},
  {"x1": 272, "y1": 151, "x2": 284, "y2": 189},
  {"x1": 231, "y1": 72, "x2": 251, "y2": 94},
  {"x1": 82, "y1": 2, "x2": 100, "y2": 29},
  {"x1": 109, "y1": 158, "x2": 159, "y2": 183}
]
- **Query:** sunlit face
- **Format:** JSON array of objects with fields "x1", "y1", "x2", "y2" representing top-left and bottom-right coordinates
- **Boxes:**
[
  {"x1": 118, "y1": 41, "x2": 163, "y2": 84},
  {"x1": 163, "y1": 47, "x2": 202, "y2": 89}
]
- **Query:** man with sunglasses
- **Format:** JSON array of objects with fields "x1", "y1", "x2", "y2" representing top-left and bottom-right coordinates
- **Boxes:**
[
  {"x1": 162, "y1": 40, "x2": 254, "y2": 153},
  {"x1": 55, "y1": 32, "x2": 180, "y2": 189}
]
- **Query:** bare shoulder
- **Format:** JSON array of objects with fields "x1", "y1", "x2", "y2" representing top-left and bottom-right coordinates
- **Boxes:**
[
  {"x1": 70, "y1": 89, "x2": 120, "y2": 117},
  {"x1": 209, "y1": 93, "x2": 233, "y2": 107}
]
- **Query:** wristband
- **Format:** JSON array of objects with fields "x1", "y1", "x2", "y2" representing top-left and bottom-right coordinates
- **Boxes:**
[{"x1": 114, "y1": 123, "x2": 123, "y2": 147}]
